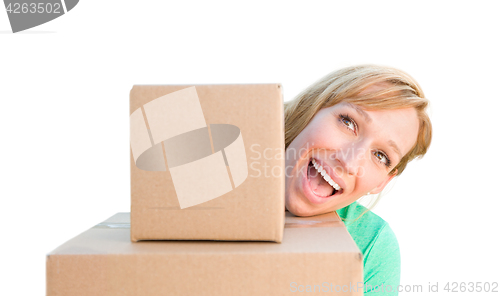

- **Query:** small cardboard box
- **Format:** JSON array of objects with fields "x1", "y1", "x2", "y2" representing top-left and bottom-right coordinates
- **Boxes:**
[
  {"x1": 46, "y1": 212, "x2": 363, "y2": 296},
  {"x1": 129, "y1": 84, "x2": 285, "y2": 242}
]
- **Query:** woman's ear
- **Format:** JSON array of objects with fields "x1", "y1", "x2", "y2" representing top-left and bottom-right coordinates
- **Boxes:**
[{"x1": 370, "y1": 169, "x2": 398, "y2": 194}]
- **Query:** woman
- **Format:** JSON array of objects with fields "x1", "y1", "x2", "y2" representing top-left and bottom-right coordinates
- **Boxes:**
[{"x1": 284, "y1": 65, "x2": 432, "y2": 295}]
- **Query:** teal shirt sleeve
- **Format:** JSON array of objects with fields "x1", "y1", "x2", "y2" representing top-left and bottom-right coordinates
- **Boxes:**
[{"x1": 337, "y1": 202, "x2": 400, "y2": 295}]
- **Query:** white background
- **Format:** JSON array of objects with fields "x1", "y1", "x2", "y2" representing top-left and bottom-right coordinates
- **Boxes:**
[{"x1": 1, "y1": 1, "x2": 499, "y2": 295}]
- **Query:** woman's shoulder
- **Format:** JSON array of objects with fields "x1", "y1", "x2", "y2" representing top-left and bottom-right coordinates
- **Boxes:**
[
  {"x1": 337, "y1": 201, "x2": 390, "y2": 227},
  {"x1": 336, "y1": 201, "x2": 399, "y2": 255},
  {"x1": 337, "y1": 202, "x2": 401, "y2": 293}
]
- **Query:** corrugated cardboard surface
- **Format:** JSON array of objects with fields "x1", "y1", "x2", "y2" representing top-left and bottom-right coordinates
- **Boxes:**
[
  {"x1": 130, "y1": 84, "x2": 285, "y2": 242},
  {"x1": 47, "y1": 212, "x2": 363, "y2": 296}
]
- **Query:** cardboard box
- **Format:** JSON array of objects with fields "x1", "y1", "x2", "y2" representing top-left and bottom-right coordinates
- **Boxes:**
[
  {"x1": 47, "y1": 212, "x2": 363, "y2": 296},
  {"x1": 130, "y1": 84, "x2": 285, "y2": 242}
]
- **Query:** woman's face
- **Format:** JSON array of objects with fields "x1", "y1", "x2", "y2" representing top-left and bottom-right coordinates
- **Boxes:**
[{"x1": 285, "y1": 98, "x2": 419, "y2": 216}]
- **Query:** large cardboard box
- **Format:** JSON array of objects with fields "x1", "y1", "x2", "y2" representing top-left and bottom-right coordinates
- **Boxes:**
[
  {"x1": 47, "y1": 212, "x2": 363, "y2": 296},
  {"x1": 130, "y1": 84, "x2": 285, "y2": 242}
]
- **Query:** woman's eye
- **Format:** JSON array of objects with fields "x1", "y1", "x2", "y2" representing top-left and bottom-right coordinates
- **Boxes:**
[
  {"x1": 339, "y1": 114, "x2": 357, "y2": 133},
  {"x1": 373, "y1": 151, "x2": 391, "y2": 167}
]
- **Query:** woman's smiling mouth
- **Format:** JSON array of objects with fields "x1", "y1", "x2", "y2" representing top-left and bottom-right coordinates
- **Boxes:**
[
  {"x1": 302, "y1": 157, "x2": 344, "y2": 204},
  {"x1": 311, "y1": 158, "x2": 342, "y2": 191}
]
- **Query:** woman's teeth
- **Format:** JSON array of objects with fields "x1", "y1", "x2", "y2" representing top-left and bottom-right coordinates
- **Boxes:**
[{"x1": 311, "y1": 159, "x2": 342, "y2": 191}]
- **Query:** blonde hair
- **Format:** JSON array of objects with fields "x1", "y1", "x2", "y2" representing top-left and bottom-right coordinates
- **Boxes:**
[
  {"x1": 285, "y1": 64, "x2": 432, "y2": 176},
  {"x1": 284, "y1": 65, "x2": 432, "y2": 218}
]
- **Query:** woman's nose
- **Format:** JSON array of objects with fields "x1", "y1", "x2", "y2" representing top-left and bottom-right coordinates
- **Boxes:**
[{"x1": 337, "y1": 144, "x2": 368, "y2": 177}]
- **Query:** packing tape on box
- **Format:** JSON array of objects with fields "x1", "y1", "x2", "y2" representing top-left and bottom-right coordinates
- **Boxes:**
[
  {"x1": 130, "y1": 87, "x2": 248, "y2": 209},
  {"x1": 284, "y1": 212, "x2": 344, "y2": 228},
  {"x1": 284, "y1": 220, "x2": 342, "y2": 228},
  {"x1": 93, "y1": 220, "x2": 340, "y2": 230}
]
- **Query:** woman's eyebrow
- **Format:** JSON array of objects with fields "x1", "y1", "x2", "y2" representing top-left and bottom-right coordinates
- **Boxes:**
[{"x1": 345, "y1": 103, "x2": 372, "y2": 124}]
